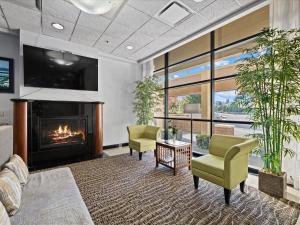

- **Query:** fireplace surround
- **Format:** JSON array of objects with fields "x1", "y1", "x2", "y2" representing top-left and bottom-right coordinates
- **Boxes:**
[{"x1": 12, "y1": 99, "x2": 104, "y2": 169}]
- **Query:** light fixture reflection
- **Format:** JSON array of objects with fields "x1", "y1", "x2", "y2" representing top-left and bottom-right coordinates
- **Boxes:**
[{"x1": 70, "y1": 0, "x2": 113, "y2": 15}]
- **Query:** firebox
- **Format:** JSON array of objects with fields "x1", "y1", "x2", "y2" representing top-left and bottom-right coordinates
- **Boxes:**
[
  {"x1": 24, "y1": 100, "x2": 103, "y2": 169},
  {"x1": 39, "y1": 117, "x2": 87, "y2": 149}
]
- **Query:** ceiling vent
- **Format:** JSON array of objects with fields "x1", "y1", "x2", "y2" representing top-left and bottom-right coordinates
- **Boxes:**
[{"x1": 156, "y1": 1, "x2": 192, "y2": 26}]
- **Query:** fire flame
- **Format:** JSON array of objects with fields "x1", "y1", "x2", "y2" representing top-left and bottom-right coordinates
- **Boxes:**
[{"x1": 48, "y1": 124, "x2": 85, "y2": 144}]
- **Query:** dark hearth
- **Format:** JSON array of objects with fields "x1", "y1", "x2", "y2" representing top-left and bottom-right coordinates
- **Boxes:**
[{"x1": 11, "y1": 99, "x2": 104, "y2": 170}]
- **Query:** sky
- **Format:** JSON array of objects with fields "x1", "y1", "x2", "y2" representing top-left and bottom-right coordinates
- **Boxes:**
[
  {"x1": 0, "y1": 59, "x2": 9, "y2": 74},
  {"x1": 168, "y1": 49, "x2": 266, "y2": 80}
]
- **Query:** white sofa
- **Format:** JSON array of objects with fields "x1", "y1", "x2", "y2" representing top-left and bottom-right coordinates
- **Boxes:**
[{"x1": 0, "y1": 125, "x2": 94, "y2": 225}]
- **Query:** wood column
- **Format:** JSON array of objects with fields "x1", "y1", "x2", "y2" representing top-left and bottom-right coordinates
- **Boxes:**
[
  {"x1": 12, "y1": 99, "x2": 28, "y2": 164},
  {"x1": 94, "y1": 102, "x2": 103, "y2": 157}
]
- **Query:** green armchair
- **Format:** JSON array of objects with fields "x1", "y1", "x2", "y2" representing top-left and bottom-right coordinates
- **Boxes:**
[
  {"x1": 127, "y1": 125, "x2": 161, "y2": 160},
  {"x1": 192, "y1": 134, "x2": 258, "y2": 204}
]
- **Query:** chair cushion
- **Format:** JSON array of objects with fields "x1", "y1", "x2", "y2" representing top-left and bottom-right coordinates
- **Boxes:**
[
  {"x1": 0, "y1": 168, "x2": 22, "y2": 216},
  {"x1": 192, "y1": 154, "x2": 224, "y2": 178},
  {"x1": 129, "y1": 138, "x2": 156, "y2": 152},
  {"x1": 4, "y1": 154, "x2": 29, "y2": 186},
  {"x1": 0, "y1": 201, "x2": 10, "y2": 225}
]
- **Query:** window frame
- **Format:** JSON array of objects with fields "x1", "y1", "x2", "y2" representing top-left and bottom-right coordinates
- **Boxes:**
[{"x1": 154, "y1": 31, "x2": 263, "y2": 173}]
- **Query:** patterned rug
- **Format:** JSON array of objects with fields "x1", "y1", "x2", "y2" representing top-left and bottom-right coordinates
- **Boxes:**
[{"x1": 67, "y1": 153, "x2": 300, "y2": 225}]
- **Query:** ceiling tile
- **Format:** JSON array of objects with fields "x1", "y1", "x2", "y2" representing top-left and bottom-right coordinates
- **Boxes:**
[
  {"x1": 125, "y1": 32, "x2": 154, "y2": 47},
  {"x1": 112, "y1": 48, "x2": 133, "y2": 58},
  {"x1": 131, "y1": 43, "x2": 157, "y2": 60},
  {"x1": 0, "y1": 14, "x2": 7, "y2": 29},
  {"x1": 77, "y1": 12, "x2": 110, "y2": 32},
  {"x1": 42, "y1": 15, "x2": 74, "y2": 40},
  {"x1": 95, "y1": 34, "x2": 125, "y2": 53},
  {"x1": 103, "y1": 21, "x2": 134, "y2": 39},
  {"x1": 235, "y1": 0, "x2": 257, "y2": 6},
  {"x1": 112, "y1": 31, "x2": 154, "y2": 55},
  {"x1": 181, "y1": 0, "x2": 217, "y2": 11},
  {"x1": 198, "y1": 0, "x2": 240, "y2": 21},
  {"x1": 1, "y1": 1, "x2": 41, "y2": 32},
  {"x1": 138, "y1": 18, "x2": 171, "y2": 38},
  {"x1": 42, "y1": 0, "x2": 80, "y2": 23},
  {"x1": 114, "y1": 5, "x2": 150, "y2": 29},
  {"x1": 157, "y1": 28, "x2": 186, "y2": 45},
  {"x1": 131, "y1": 28, "x2": 186, "y2": 60},
  {"x1": 175, "y1": 14, "x2": 207, "y2": 34},
  {"x1": 101, "y1": 0, "x2": 126, "y2": 20},
  {"x1": 127, "y1": 0, "x2": 170, "y2": 16},
  {"x1": 71, "y1": 25, "x2": 102, "y2": 46},
  {"x1": 1, "y1": 0, "x2": 37, "y2": 9}
]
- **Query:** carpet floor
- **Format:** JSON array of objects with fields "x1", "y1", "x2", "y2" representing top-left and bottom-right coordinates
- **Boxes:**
[{"x1": 67, "y1": 153, "x2": 300, "y2": 225}]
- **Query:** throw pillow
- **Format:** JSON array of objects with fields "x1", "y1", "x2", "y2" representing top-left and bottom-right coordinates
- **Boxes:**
[
  {"x1": 0, "y1": 168, "x2": 22, "y2": 216},
  {"x1": 4, "y1": 155, "x2": 29, "y2": 186},
  {"x1": 0, "y1": 201, "x2": 10, "y2": 225}
]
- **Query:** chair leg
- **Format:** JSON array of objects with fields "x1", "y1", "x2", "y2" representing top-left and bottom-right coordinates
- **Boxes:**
[
  {"x1": 139, "y1": 152, "x2": 143, "y2": 160},
  {"x1": 130, "y1": 148, "x2": 132, "y2": 156},
  {"x1": 224, "y1": 188, "x2": 231, "y2": 205},
  {"x1": 240, "y1": 181, "x2": 245, "y2": 193},
  {"x1": 154, "y1": 149, "x2": 157, "y2": 157},
  {"x1": 193, "y1": 175, "x2": 199, "y2": 189}
]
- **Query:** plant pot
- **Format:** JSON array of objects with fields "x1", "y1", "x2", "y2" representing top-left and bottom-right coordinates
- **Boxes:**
[{"x1": 258, "y1": 170, "x2": 287, "y2": 198}]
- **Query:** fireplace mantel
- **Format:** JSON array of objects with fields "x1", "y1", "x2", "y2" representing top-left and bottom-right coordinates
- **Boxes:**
[
  {"x1": 11, "y1": 99, "x2": 105, "y2": 104},
  {"x1": 11, "y1": 99, "x2": 104, "y2": 168}
]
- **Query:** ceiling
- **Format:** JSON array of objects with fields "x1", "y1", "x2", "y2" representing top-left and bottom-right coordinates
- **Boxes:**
[{"x1": 0, "y1": 0, "x2": 264, "y2": 62}]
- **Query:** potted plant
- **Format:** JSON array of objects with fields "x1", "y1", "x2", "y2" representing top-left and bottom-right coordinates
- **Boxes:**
[
  {"x1": 168, "y1": 120, "x2": 178, "y2": 142},
  {"x1": 133, "y1": 75, "x2": 163, "y2": 125},
  {"x1": 236, "y1": 28, "x2": 300, "y2": 198}
]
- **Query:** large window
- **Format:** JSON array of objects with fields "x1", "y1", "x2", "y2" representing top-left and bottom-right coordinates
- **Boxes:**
[{"x1": 153, "y1": 6, "x2": 269, "y2": 171}]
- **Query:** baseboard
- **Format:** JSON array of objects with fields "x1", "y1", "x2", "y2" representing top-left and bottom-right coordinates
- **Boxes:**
[{"x1": 103, "y1": 143, "x2": 128, "y2": 150}]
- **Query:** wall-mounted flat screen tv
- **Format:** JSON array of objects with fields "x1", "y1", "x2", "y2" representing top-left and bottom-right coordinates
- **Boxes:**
[
  {"x1": 23, "y1": 45, "x2": 98, "y2": 91},
  {"x1": 0, "y1": 57, "x2": 14, "y2": 93}
]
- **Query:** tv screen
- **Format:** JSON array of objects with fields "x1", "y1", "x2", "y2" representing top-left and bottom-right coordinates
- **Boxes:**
[
  {"x1": 0, "y1": 57, "x2": 14, "y2": 93},
  {"x1": 23, "y1": 45, "x2": 98, "y2": 91}
]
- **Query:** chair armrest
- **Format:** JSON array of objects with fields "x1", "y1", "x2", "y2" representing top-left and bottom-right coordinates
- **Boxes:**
[
  {"x1": 144, "y1": 126, "x2": 161, "y2": 140},
  {"x1": 127, "y1": 126, "x2": 142, "y2": 140},
  {"x1": 223, "y1": 138, "x2": 258, "y2": 189},
  {"x1": 224, "y1": 138, "x2": 258, "y2": 161}
]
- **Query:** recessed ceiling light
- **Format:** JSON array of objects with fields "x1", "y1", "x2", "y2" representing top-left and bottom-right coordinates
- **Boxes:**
[
  {"x1": 193, "y1": 0, "x2": 205, "y2": 2},
  {"x1": 51, "y1": 23, "x2": 64, "y2": 30},
  {"x1": 126, "y1": 45, "x2": 134, "y2": 50}
]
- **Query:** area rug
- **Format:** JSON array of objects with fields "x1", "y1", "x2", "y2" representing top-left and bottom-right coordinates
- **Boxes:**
[{"x1": 67, "y1": 153, "x2": 300, "y2": 225}]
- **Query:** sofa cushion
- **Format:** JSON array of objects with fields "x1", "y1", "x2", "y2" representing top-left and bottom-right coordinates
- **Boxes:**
[
  {"x1": 10, "y1": 167, "x2": 94, "y2": 225},
  {"x1": 192, "y1": 155, "x2": 224, "y2": 178},
  {"x1": 4, "y1": 155, "x2": 29, "y2": 186},
  {"x1": 0, "y1": 201, "x2": 10, "y2": 225},
  {"x1": 129, "y1": 138, "x2": 156, "y2": 152},
  {"x1": 0, "y1": 168, "x2": 22, "y2": 216}
]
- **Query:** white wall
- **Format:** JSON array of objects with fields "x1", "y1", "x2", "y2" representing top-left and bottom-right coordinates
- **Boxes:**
[
  {"x1": 1, "y1": 30, "x2": 142, "y2": 146},
  {"x1": 0, "y1": 32, "x2": 19, "y2": 124}
]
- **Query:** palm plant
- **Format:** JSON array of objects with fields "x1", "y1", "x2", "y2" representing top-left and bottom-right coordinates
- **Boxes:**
[
  {"x1": 133, "y1": 75, "x2": 163, "y2": 125},
  {"x1": 236, "y1": 28, "x2": 300, "y2": 175}
]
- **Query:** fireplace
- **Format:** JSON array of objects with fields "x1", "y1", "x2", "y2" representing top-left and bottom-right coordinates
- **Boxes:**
[
  {"x1": 11, "y1": 99, "x2": 104, "y2": 169},
  {"x1": 40, "y1": 117, "x2": 87, "y2": 149}
]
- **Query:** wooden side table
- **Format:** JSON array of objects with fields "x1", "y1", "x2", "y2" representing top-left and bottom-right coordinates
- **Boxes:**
[{"x1": 156, "y1": 140, "x2": 192, "y2": 175}]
